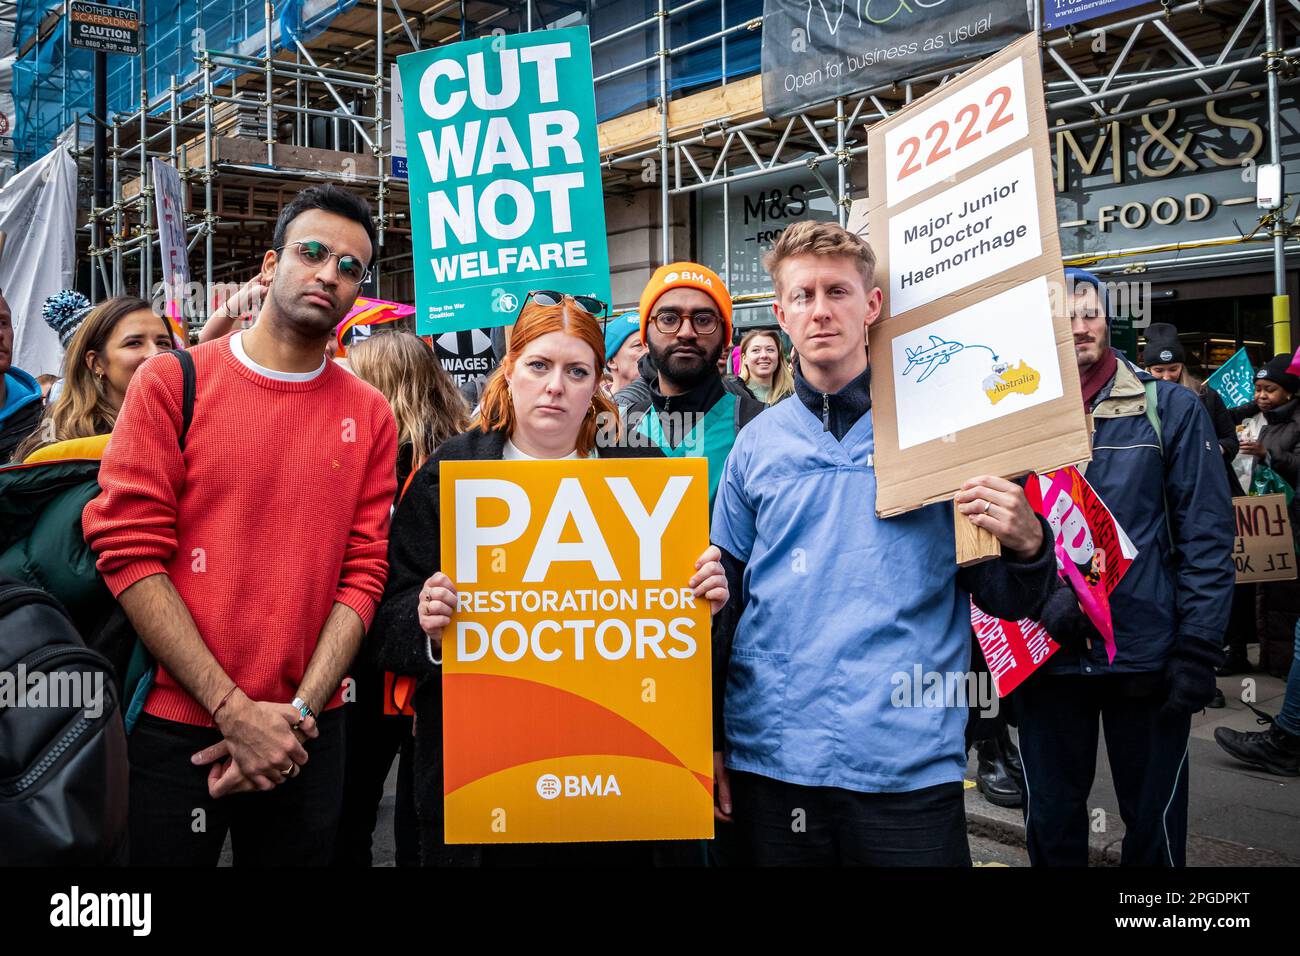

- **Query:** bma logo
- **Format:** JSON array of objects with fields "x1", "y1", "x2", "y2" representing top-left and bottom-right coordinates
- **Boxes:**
[
  {"x1": 536, "y1": 773, "x2": 562, "y2": 799},
  {"x1": 670, "y1": 271, "x2": 712, "y2": 287},
  {"x1": 535, "y1": 772, "x2": 622, "y2": 799}
]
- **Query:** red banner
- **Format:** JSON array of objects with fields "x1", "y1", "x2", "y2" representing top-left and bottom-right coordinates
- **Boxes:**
[
  {"x1": 971, "y1": 604, "x2": 1059, "y2": 697},
  {"x1": 1025, "y1": 466, "x2": 1137, "y2": 663}
]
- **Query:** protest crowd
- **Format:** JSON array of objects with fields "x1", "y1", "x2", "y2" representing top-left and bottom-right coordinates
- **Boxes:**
[{"x1": 2, "y1": 180, "x2": 1295, "y2": 870}]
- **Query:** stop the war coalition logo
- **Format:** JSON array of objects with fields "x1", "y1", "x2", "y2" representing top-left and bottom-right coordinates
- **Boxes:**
[{"x1": 760, "y1": 0, "x2": 1031, "y2": 115}]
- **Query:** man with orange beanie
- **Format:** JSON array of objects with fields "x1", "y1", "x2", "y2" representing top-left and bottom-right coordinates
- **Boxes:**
[{"x1": 615, "y1": 262, "x2": 765, "y2": 505}]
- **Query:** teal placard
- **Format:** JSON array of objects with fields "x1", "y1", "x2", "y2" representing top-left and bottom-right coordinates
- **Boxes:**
[
  {"x1": 1206, "y1": 347, "x2": 1255, "y2": 409},
  {"x1": 399, "y1": 27, "x2": 612, "y2": 334}
]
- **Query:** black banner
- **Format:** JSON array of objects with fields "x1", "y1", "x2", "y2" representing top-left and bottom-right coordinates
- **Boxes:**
[{"x1": 760, "y1": 0, "x2": 1032, "y2": 116}]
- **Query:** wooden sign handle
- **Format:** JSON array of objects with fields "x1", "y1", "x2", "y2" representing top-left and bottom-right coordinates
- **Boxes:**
[{"x1": 954, "y1": 501, "x2": 1002, "y2": 567}]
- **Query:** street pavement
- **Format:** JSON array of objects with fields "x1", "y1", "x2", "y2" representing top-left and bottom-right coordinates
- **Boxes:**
[
  {"x1": 301, "y1": 666, "x2": 1300, "y2": 868},
  {"x1": 964, "y1": 668, "x2": 1299, "y2": 867}
]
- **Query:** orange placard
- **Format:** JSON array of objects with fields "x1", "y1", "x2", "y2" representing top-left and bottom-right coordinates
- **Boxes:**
[{"x1": 438, "y1": 457, "x2": 714, "y2": 844}]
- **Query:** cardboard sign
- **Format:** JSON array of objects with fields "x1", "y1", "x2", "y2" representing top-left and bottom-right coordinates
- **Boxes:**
[
  {"x1": 1208, "y1": 347, "x2": 1254, "y2": 409},
  {"x1": 1233, "y1": 494, "x2": 1297, "y2": 584},
  {"x1": 151, "y1": 159, "x2": 189, "y2": 343},
  {"x1": 866, "y1": 34, "x2": 1091, "y2": 516},
  {"x1": 1027, "y1": 466, "x2": 1137, "y2": 662},
  {"x1": 438, "y1": 458, "x2": 714, "y2": 844},
  {"x1": 971, "y1": 604, "x2": 1059, "y2": 697},
  {"x1": 399, "y1": 27, "x2": 612, "y2": 335}
]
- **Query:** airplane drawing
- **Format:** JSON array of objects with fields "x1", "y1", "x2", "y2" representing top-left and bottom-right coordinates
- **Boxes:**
[
  {"x1": 903, "y1": 335, "x2": 966, "y2": 382},
  {"x1": 902, "y1": 336, "x2": 1000, "y2": 383}
]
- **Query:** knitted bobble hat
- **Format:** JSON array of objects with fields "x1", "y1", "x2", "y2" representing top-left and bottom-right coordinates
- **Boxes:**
[{"x1": 42, "y1": 290, "x2": 94, "y2": 348}]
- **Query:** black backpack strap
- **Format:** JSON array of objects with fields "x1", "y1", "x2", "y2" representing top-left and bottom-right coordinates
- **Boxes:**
[{"x1": 171, "y1": 349, "x2": 195, "y2": 451}]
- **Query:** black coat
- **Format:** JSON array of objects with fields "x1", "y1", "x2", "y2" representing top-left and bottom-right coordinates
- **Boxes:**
[
  {"x1": 1197, "y1": 385, "x2": 1242, "y2": 495},
  {"x1": 1230, "y1": 396, "x2": 1300, "y2": 489},
  {"x1": 370, "y1": 426, "x2": 682, "y2": 866}
]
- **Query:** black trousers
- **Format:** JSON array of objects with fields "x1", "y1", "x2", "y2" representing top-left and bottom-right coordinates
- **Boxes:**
[
  {"x1": 332, "y1": 663, "x2": 419, "y2": 867},
  {"x1": 127, "y1": 710, "x2": 345, "y2": 866},
  {"x1": 1014, "y1": 674, "x2": 1191, "y2": 867},
  {"x1": 729, "y1": 771, "x2": 971, "y2": 866}
]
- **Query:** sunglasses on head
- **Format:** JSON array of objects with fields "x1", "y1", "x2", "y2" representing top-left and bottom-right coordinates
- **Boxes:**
[{"x1": 524, "y1": 290, "x2": 608, "y2": 318}]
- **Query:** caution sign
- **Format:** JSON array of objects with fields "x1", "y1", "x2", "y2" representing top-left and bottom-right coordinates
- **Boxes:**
[
  {"x1": 439, "y1": 457, "x2": 714, "y2": 844},
  {"x1": 68, "y1": 2, "x2": 140, "y2": 55}
]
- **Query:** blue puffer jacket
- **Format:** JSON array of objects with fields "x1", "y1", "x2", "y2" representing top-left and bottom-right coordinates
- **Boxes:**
[{"x1": 1045, "y1": 354, "x2": 1235, "y2": 675}]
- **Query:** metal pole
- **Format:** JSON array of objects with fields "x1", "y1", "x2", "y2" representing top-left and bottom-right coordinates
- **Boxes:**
[
  {"x1": 141, "y1": 51, "x2": 152, "y2": 301},
  {"x1": 658, "y1": 0, "x2": 670, "y2": 263},
  {"x1": 375, "y1": 0, "x2": 384, "y2": 295},
  {"x1": 93, "y1": 51, "x2": 107, "y2": 301},
  {"x1": 266, "y1": 0, "x2": 275, "y2": 165},
  {"x1": 720, "y1": 0, "x2": 727, "y2": 85},
  {"x1": 721, "y1": 161, "x2": 731, "y2": 290},
  {"x1": 203, "y1": 58, "x2": 214, "y2": 320},
  {"x1": 835, "y1": 96, "x2": 847, "y2": 226},
  {"x1": 112, "y1": 119, "x2": 122, "y2": 292},
  {"x1": 1264, "y1": 0, "x2": 1291, "y2": 354}
]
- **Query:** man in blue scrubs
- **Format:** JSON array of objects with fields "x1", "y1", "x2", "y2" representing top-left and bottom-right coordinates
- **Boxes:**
[{"x1": 710, "y1": 221, "x2": 1057, "y2": 865}]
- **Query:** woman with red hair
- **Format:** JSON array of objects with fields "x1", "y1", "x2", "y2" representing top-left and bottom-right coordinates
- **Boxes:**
[{"x1": 370, "y1": 292, "x2": 728, "y2": 866}]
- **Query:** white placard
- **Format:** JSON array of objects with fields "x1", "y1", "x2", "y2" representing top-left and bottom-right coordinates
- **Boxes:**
[
  {"x1": 889, "y1": 149, "x2": 1042, "y2": 316},
  {"x1": 883, "y1": 58, "x2": 1029, "y2": 208},
  {"x1": 891, "y1": 275, "x2": 1063, "y2": 450}
]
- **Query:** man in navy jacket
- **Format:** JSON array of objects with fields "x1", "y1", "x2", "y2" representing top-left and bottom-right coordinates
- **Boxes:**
[{"x1": 1020, "y1": 268, "x2": 1235, "y2": 867}]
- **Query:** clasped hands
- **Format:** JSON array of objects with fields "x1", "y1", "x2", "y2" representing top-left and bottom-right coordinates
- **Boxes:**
[{"x1": 191, "y1": 690, "x2": 318, "y2": 799}]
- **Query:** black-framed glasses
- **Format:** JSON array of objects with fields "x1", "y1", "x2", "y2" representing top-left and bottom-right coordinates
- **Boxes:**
[
  {"x1": 651, "y1": 308, "x2": 721, "y2": 335},
  {"x1": 525, "y1": 289, "x2": 608, "y2": 317},
  {"x1": 277, "y1": 239, "x2": 371, "y2": 286}
]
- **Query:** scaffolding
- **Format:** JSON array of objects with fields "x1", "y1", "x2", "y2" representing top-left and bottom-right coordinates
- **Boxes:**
[{"x1": 53, "y1": 0, "x2": 1300, "y2": 329}]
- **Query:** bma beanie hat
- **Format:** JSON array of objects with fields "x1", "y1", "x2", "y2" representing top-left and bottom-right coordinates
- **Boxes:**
[
  {"x1": 1257, "y1": 353, "x2": 1300, "y2": 395},
  {"x1": 604, "y1": 311, "x2": 641, "y2": 362},
  {"x1": 1064, "y1": 267, "x2": 1109, "y2": 323},
  {"x1": 638, "y1": 262, "x2": 733, "y2": 346},
  {"x1": 1142, "y1": 322, "x2": 1185, "y2": 366},
  {"x1": 42, "y1": 289, "x2": 94, "y2": 348}
]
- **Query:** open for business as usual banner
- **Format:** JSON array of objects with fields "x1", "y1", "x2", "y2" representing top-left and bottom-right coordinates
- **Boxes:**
[
  {"x1": 760, "y1": 0, "x2": 1032, "y2": 116},
  {"x1": 439, "y1": 458, "x2": 714, "y2": 844},
  {"x1": 398, "y1": 27, "x2": 612, "y2": 335}
]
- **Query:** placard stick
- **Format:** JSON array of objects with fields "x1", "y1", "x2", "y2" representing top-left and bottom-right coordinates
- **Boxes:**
[{"x1": 954, "y1": 502, "x2": 1001, "y2": 567}]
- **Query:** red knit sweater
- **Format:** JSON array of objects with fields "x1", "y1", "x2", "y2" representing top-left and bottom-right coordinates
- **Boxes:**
[{"x1": 82, "y1": 334, "x2": 397, "y2": 726}]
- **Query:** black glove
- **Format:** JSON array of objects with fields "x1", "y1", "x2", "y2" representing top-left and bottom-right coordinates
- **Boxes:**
[
  {"x1": 1161, "y1": 638, "x2": 1224, "y2": 717},
  {"x1": 1036, "y1": 581, "x2": 1100, "y2": 653}
]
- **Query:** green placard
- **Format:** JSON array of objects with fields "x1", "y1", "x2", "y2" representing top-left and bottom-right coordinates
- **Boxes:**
[
  {"x1": 399, "y1": 28, "x2": 612, "y2": 334},
  {"x1": 1206, "y1": 347, "x2": 1255, "y2": 409}
]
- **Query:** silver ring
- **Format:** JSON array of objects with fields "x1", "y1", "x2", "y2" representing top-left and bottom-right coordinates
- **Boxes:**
[{"x1": 983, "y1": 500, "x2": 994, "y2": 515}]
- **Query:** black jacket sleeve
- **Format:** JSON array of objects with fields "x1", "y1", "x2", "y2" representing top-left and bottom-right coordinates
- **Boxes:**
[
  {"x1": 957, "y1": 514, "x2": 1057, "y2": 622},
  {"x1": 371, "y1": 457, "x2": 444, "y2": 681},
  {"x1": 1204, "y1": 389, "x2": 1239, "y2": 462},
  {"x1": 1229, "y1": 401, "x2": 1260, "y2": 426},
  {"x1": 711, "y1": 547, "x2": 747, "y2": 750},
  {"x1": 1263, "y1": 411, "x2": 1300, "y2": 489}
]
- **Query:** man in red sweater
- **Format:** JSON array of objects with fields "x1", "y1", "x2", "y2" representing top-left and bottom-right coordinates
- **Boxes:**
[{"x1": 83, "y1": 185, "x2": 397, "y2": 866}]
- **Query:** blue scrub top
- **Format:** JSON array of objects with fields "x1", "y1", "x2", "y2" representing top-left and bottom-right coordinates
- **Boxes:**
[{"x1": 711, "y1": 394, "x2": 973, "y2": 793}]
